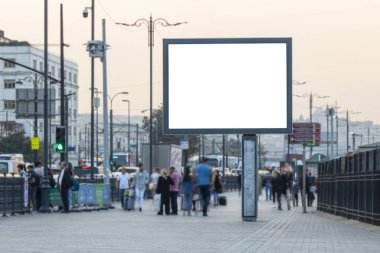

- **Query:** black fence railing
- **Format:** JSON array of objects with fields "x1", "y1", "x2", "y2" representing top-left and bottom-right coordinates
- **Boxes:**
[
  {"x1": 318, "y1": 148, "x2": 380, "y2": 225},
  {"x1": 0, "y1": 173, "x2": 27, "y2": 216}
]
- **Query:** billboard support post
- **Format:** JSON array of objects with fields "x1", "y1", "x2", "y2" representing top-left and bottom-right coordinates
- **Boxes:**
[{"x1": 242, "y1": 134, "x2": 257, "y2": 221}]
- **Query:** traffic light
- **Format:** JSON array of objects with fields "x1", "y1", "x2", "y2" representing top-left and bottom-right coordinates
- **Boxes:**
[{"x1": 55, "y1": 126, "x2": 66, "y2": 153}]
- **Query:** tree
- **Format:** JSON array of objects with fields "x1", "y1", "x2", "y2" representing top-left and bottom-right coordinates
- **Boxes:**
[
  {"x1": 0, "y1": 131, "x2": 43, "y2": 162},
  {"x1": 141, "y1": 105, "x2": 200, "y2": 157}
]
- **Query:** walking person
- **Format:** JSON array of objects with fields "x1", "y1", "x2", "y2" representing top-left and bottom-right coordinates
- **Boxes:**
[
  {"x1": 191, "y1": 168, "x2": 200, "y2": 213},
  {"x1": 27, "y1": 164, "x2": 40, "y2": 211},
  {"x1": 116, "y1": 167, "x2": 130, "y2": 208},
  {"x1": 156, "y1": 168, "x2": 173, "y2": 215},
  {"x1": 212, "y1": 169, "x2": 222, "y2": 206},
  {"x1": 271, "y1": 170, "x2": 279, "y2": 208},
  {"x1": 182, "y1": 166, "x2": 193, "y2": 216},
  {"x1": 195, "y1": 157, "x2": 212, "y2": 216},
  {"x1": 237, "y1": 171, "x2": 242, "y2": 197},
  {"x1": 264, "y1": 169, "x2": 273, "y2": 201},
  {"x1": 292, "y1": 179, "x2": 299, "y2": 207},
  {"x1": 57, "y1": 162, "x2": 73, "y2": 213},
  {"x1": 34, "y1": 161, "x2": 43, "y2": 210},
  {"x1": 277, "y1": 169, "x2": 291, "y2": 211},
  {"x1": 134, "y1": 163, "x2": 149, "y2": 212},
  {"x1": 150, "y1": 168, "x2": 160, "y2": 210},
  {"x1": 169, "y1": 166, "x2": 181, "y2": 215}
]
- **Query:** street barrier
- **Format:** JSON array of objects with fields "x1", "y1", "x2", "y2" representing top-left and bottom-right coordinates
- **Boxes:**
[{"x1": 318, "y1": 147, "x2": 380, "y2": 226}]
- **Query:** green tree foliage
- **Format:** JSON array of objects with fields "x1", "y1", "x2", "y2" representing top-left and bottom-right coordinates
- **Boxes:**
[
  {"x1": 0, "y1": 132, "x2": 43, "y2": 162},
  {"x1": 141, "y1": 105, "x2": 200, "y2": 157}
]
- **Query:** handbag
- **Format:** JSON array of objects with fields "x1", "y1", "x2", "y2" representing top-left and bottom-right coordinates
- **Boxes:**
[
  {"x1": 192, "y1": 194, "x2": 199, "y2": 201},
  {"x1": 149, "y1": 182, "x2": 155, "y2": 191},
  {"x1": 71, "y1": 178, "x2": 80, "y2": 191}
]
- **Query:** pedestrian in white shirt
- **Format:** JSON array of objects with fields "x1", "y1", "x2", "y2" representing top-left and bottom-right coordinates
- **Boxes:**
[{"x1": 117, "y1": 167, "x2": 130, "y2": 208}]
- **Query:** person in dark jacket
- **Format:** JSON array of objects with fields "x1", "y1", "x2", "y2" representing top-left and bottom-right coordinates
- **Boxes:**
[
  {"x1": 57, "y1": 162, "x2": 73, "y2": 213},
  {"x1": 156, "y1": 168, "x2": 173, "y2": 215},
  {"x1": 277, "y1": 169, "x2": 291, "y2": 211},
  {"x1": 271, "y1": 170, "x2": 279, "y2": 208}
]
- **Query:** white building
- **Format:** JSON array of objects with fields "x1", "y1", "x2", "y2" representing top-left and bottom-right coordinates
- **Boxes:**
[{"x1": 0, "y1": 30, "x2": 79, "y2": 161}]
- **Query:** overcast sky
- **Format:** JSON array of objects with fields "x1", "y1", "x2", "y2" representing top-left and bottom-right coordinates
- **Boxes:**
[{"x1": 1, "y1": 0, "x2": 380, "y2": 124}]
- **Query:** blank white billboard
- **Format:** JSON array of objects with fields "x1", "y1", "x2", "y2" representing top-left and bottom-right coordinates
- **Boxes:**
[{"x1": 163, "y1": 38, "x2": 292, "y2": 134}]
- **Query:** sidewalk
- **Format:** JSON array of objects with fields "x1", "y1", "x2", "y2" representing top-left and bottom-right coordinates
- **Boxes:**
[{"x1": 1, "y1": 191, "x2": 380, "y2": 253}]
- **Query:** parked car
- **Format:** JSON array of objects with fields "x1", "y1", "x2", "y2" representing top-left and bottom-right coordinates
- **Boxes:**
[{"x1": 111, "y1": 166, "x2": 139, "y2": 178}]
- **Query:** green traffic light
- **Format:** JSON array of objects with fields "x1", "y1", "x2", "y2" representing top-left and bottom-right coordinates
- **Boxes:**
[{"x1": 55, "y1": 143, "x2": 64, "y2": 151}]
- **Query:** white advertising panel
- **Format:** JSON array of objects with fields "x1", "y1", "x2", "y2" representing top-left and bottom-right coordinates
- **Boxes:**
[{"x1": 163, "y1": 38, "x2": 292, "y2": 134}]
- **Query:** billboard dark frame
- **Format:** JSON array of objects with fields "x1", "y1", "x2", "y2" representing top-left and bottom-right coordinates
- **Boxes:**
[{"x1": 163, "y1": 37, "x2": 292, "y2": 135}]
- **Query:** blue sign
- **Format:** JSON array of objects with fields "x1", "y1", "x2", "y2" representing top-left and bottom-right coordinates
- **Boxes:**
[{"x1": 68, "y1": 146, "x2": 76, "y2": 151}]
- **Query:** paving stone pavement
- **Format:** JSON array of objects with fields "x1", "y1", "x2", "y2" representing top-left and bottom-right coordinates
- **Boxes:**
[{"x1": 1, "y1": 191, "x2": 380, "y2": 253}]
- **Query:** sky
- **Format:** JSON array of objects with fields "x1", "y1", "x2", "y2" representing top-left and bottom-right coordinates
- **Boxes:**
[{"x1": 1, "y1": 0, "x2": 380, "y2": 124}]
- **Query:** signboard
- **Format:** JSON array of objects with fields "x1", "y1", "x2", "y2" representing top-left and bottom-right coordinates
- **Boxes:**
[
  {"x1": 15, "y1": 88, "x2": 56, "y2": 119},
  {"x1": 170, "y1": 147, "x2": 182, "y2": 171},
  {"x1": 31, "y1": 137, "x2": 39, "y2": 150},
  {"x1": 163, "y1": 38, "x2": 292, "y2": 134},
  {"x1": 180, "y1": 139, "x2": 189, "y2": 150},
  {"x1": 285, "y1": 153, "x2": 304, "y2": 162},
  {"x1": 290, "y1": 122, "x2": 321, "y2": 146}
]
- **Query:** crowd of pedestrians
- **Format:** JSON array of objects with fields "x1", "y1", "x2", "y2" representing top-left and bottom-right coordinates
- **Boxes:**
[
  {"x1": 261, "y1": 167, "x2": 317, "y2": 210},
  {"x1": 116, "y1": 157, "x2": 220, "y2": 217}
]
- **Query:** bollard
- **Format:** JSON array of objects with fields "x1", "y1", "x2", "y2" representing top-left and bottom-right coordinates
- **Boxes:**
[
  {"x1": 11, "y1": 173, "x2": 15, "y2": 216},
  {"x1": 2, "y1": 173, "x2": 7, "y2": 217}
]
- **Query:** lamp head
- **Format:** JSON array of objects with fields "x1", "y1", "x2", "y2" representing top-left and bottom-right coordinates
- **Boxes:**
[{"x1": 83, "y1": 7, "x2": 90, "y2": 18}]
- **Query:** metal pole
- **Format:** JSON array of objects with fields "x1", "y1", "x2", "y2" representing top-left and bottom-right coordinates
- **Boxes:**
[
  {"x1": 368, "y1": 127, "x2": 370, "y2": 144},
  {"x1": 222, "y1": 134, "x2": 225, "y2": 176},
  {"x1": 102, "y1": 19, "x2": 110, "y2": 185},
  {"x1": 310, "y1": 93, "x2": 313, "y2": 155},
  {"x1": 64, "y1": 97, "x2": 69, "y2": 162},
  {"x1": 136, "y1": 123, "x2": 139, "y2": 165},
  {"x1": 336, "y1": 113, "x2": 339, "y2": 156},
  {"x1": 128, "y1": 101, "x2": 130, "y2": 166},
  {"x1": 353, "y1": 133, "x2": 356, "y2": 152},
  {"x1": 90, "y1": 0, "x2": 95, "y2": 180},
  {"x1": 39, "y1": 0, "x2": 51, "y2": 213},
  {"x1": 110, "y1": 108, "x2": 113, "y2": 170},
  {"x1": 34, "y1": 73, "x2": 38, "y2": 163},
  {"x1": 302, "y1": 144, "x2": 307, "y2": 213},
  {"x1": 331, "y1": 108, "x2": 334, "y2": 158},
  {"x1": 60, "y1": 3, "x2": 65, "y2": 163},
  {"x1": 96, "y1": 91, "x2": 99, "y2": 165},
  {"x1": 326, "y1": 106, "x2": 329, "y2": 157},
  {"x1": 149, "y1": 15, "x2": 153, "y2": 175},
  {"x1": 346, "y1": 110, "x2": 349, "y2": 153}
]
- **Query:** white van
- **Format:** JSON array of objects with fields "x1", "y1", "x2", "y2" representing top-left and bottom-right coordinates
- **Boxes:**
[{"x1": 0, "y1": 154, "x2": 25, "y2": 174}]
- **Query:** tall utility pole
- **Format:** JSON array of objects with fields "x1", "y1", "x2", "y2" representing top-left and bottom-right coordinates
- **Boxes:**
[
  {"x1": 122, "y1": 99, "x2": 131, "y2": 166},
  {"x1": 83, "y1": 0, "x2": 95, "y2": 179},
  {"x1": 346, "y1": 110, "x2": 349, "y2": 153},
  {"x1": 136, "y1": 123, "x2": 139, "y2": 165},
  {"x1": 326, "y1": 106, "x2": 330, "y2": 158},
  {"x1": 39, "y1": 0, "x2": 51, "y2": 213},
  {"x1": 116, "y1": 16, "x2": 186, "y2": 174},
  {"x1": 60, "y1": 3, "x2": 65, "y2": 162},
  {"x1": 330, "y1": 108, "x2": 334, "y2": 158}
]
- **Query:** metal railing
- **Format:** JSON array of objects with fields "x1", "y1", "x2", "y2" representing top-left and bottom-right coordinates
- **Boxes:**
[{"x1": 317, "y1": 148, "x2": 380, "y2": 225}]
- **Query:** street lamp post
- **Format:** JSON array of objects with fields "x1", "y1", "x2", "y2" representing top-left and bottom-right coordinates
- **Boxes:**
[
  {"x1": 346, "y1": 110, "x2": 361, "y2": 153},
  {"x1": 116, "y1": 15, "x2": 187, "y2": 174},
  {"x1": 83, "y1": 0, "x2": 95, "y2": 180},
  {"x1": 109, "y1": 92, "x2": 128, "y2": 170},
  {"x1": 122, "y1": 99, "x2": 131, "y2": 166}
]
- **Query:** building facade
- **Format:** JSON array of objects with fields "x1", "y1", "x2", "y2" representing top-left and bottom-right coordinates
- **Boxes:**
[{"x1": 0, "y1": 30, "x2": 79, "y2": 162}]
